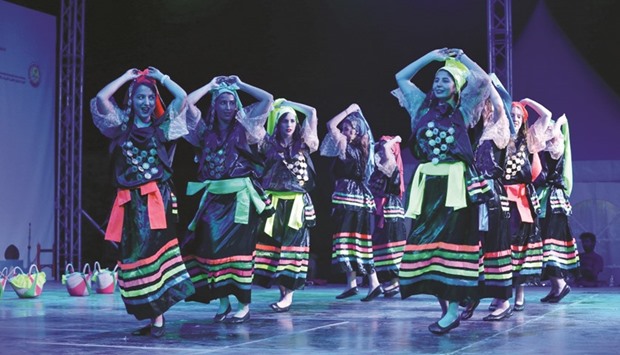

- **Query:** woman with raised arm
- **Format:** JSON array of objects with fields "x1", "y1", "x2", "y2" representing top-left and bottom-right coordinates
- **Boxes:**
[
  {"x1": 320, "y1": 104, "x2": 382, "y2": 302},
  {"x1": 530, "y1": 111, "x2": 580, "y2": 303},
  {"x1": 460, "y1": 76, "x2": 513, "y2": 322},
  {"x1": 253, "y1": 99, "x2": 319, "y2": 312},
  {"x1": 182, "y1": 75, "x2": 274, "y2": 324},
  {"x1": 393, "y1": 48, "x2": 498, "y2": 334},
  {"x1": 368, "y1": 135, "x2": 407, "y2": 297},
  {"x1": 483, "y1": 98, "x2": 549, "y2": 315},
  {"x1": 90, "y1": 67, "x2": 195, "y2": 337}
]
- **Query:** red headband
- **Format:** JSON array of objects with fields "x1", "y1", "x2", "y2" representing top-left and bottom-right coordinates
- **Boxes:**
[
  {"x1": 126, "y1": 68, "x2": 166, "y2": 119},
  {"x1": 512, "y1": 102, "x2": 528, "y2": 122}
]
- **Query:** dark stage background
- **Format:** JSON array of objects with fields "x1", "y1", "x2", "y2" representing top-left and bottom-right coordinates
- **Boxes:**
[{"x1": 8, "y1": 0, "x2": 620, "y2": 280}]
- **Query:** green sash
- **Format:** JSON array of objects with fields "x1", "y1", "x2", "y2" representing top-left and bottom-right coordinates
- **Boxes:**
[
  {"x1": 264, "y1": 190, "x2": 304, "y2": 237},
  {"x1": 187, "y1": 177, "x2": 266, "y2": 230},
  {"x1": 405, "y1": 161, "x2": 467, "y2": 218}
]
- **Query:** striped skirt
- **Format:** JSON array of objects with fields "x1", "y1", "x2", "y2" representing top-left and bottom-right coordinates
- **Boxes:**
[
  {"x1": 540, "y1": 212, "x2": 580, "y2": 280},
  {"x1": 331, "y1": 208, "x2": 376, "y2": 275},
  {"x1": 182, "y1": 191, "x2": 260, "y2": 304},
  {"x1": 399, "y1": 175, "x2": 481, "y2": 302},
  {"x1": 479, "y1": 190, "x2": 513, "y2": 300},
  {"x1": 372, "y1": 196, "x2": 406, "y2": 283},
  {"x1": 330, "y1": 178, "x2": 376, "y2": 275},
  {"x1": 117, "y1": 182, "x2": 195, "y2": 320},
  {"x1": 254, "y1": 197, "x2": 312, "y2": 291},
  {"x1": 509, "y1": 201, "x2": 543, "y2": 285}
]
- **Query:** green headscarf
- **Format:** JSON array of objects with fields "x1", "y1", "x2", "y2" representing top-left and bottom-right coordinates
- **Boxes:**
[
  {"x1": 437, "y1": 57, "x2": 469, "y2": 93},
  {"x1": 266, "y1": 98, "x2": 298, "y2": 136},
  {"x1": 205, "y1": 82, "x2": 245, "y2": 128}
]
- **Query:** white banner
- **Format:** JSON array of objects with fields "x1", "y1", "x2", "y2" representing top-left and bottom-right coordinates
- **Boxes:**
[{"x1": 0, "y1": 0, "x2": 56, "y2": 273}]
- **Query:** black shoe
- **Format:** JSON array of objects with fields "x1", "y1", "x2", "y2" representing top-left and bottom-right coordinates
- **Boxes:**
[
  {"x1": 213, "y1": 304, "x2": 232, "y2": 323},
  {"x1": 460, "y1": 299, "x2": 480, "y2": 321},
  {"x1": 150, "y1": 315, "x2": 165, "y2": 338},
  {"x1": 336, "y1": 287, "x2": 359, "y2": 299},
  {"x1": 540, "y1": 290, "x2": 555, "y2": 303},
  {"x1": 513, "y1": 300, "x2": 526, "y2": 312},
  {"x1": 482, "y1": 307, "x2": 513, "y2": 321},
  {"x1": 361, "y1": 286, "x2": 383, "y2": 302},
  {"x1": 270, "y1": 302, "x2": 291, "y2": 313},
  {"x1": 226, "y1": 311, "x2": 250, "y2": 324},
  {"x1": 428, "y1": 318, "x2": 460, "y2": 335},
  {"x1": 548, "y1": 285, "x2": 571, "y2": 303},
  {"x1": 131, "y1": 324, "x2": 152, "y2": 336},
  {"x1": 383, "y1": 286, "x2": 400, "y2": 298}
]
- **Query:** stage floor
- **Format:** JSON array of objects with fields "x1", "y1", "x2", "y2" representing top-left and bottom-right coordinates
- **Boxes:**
[{"x1": 0, "y1": 281, "x2": 618, "y2": 354}]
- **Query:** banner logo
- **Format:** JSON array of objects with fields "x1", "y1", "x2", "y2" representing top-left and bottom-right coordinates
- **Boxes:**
[{"x1": 28, "y1": 63, "x2": 41, "y2": 87}]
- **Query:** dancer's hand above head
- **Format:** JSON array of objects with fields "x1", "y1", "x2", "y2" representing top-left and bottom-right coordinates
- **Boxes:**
[
  {"x1": 278, "y1": 99, "x2": 293, "y2": 109},
  {"x1": 346, "y1": 103, "x2": 360, "y2": 114},
  {"x1": 227, "y1": 75, "x2": 241, "y2": 86},
  {"x1": 210, "y1": 76, "x2": 227, "y2": 86},
  {"x1": 125, "y1": 68, "x2": 141, "y2": 80},
  {"x1": 430, "y1": 48, "x2": 450, "y2": 61},
  {"x1": 146, "y1": 66, "x2": 166, "y2": 82},
  {"x1": 447, "y1": 48, "x2": 464, "y2": 60}
]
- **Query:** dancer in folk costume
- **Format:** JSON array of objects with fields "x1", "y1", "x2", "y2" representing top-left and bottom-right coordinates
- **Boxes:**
[
  {"x1": 532, "y1": 112, "x2": 580, "y2": 303},
  {"x1": 393, "y1": 48, "x2": 499, "y2": 334},
  {"x1": 320, "y1": 103, "x2": 383, "y2": 302},
  {"x1": 460, "y1": 75, "x2": 513, "y2": 321},
  {"x1": 182, "y1": 75, "x2": 274, "y2": 323},
  {"x1": 368, "y1": 135, "x2": 407, "y2": 298},
  {"x1": 487, "y1": 98, "x2": 548, "y2": 314},
  {"x1": 91, "y1": 67, "x2": 195, "y2": 337},
  {"x1": 254, "y1": 99, "x2": 319, "y2": 312}
]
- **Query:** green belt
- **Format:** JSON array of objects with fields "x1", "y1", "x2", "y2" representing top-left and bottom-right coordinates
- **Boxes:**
[
  {"x1": 264, "y1": 190, "x2": 304, "y2": 237},
  {"x1": 405, "y1": 161, "x2": 467, "y2": 218},
  {"x1": 187, "y1": 177, "x2": 266, "y2": 230}
]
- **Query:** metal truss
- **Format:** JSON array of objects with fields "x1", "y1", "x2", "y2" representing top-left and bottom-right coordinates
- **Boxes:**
[
  {"x1": 487, "y1": 0, "x2": 513, "y2": 95},
  {"x1": 56, "y1": 0, "x2": 85, "y2": 279}
]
